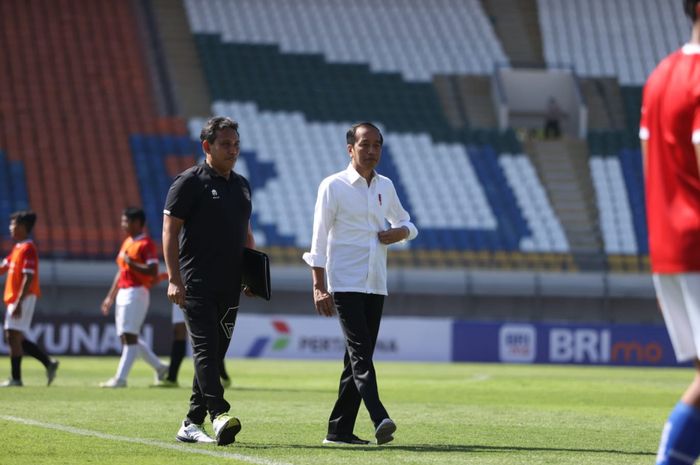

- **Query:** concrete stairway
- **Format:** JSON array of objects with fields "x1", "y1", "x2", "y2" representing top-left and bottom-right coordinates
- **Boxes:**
[
  {"x1": 481, "y1": 0, "x2": 544, "y2": 66},
  {"x1": 432, "y1": 75, "x2": 497, "y2": 129},
  {"x1": 150, "y1": 0, "x2": 211, "y2": 119},
  {"x1": 433, "y1": 75, "x2": 468, "y2": 129},
  {"x1": 456, "y1": 75, "x2": 497, "y2": 128},
  {"x1": 580, "y1": 78, "x2": 626, "y2": 131},
  {"x1": 526, "y1": 138, "x2": 605, "y2": 270}
]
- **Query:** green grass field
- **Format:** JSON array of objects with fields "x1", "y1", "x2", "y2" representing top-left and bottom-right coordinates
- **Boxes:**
[{"x1": 0, "y1": 356, "x2": 690, "y2": 465}]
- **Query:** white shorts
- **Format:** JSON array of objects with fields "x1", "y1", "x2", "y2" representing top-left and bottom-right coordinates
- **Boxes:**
[
  {"x1": 115, "y1": 287, "x2": 149, "y2": 336},
  {"x1": 3, "y1": 295, "x2": 37, "y2": 333},
  {"x1": 171, "y1": 303, "x2": 185, "y2": 325},
  {"x1": 653, "y1": 273, "x2": 700, "y2": 362}
]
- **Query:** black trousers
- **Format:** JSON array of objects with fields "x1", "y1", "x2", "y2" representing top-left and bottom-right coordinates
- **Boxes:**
[
  {"x1": 183, "y1": 289, "x2": 239, "y2": 424},
  {"x1": 328, "y1": 292, "x2": 388, "y2": 436},
  {"x1": 544, "y1": 119, "x2": 561, "y2": 138}
]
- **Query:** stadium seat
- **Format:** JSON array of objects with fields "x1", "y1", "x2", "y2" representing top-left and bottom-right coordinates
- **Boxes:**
[
  {"x1": 184, "y1": 0, "x2": 508, "y2": 81},
  {"x1": 0, "y1": 0, "x2": 195, "y2": 257},
  {"x1": 538, "y1": 0, "x2": 686, "y2": 85}
]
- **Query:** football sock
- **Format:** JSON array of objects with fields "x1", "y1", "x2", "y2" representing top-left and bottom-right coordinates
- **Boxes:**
[
  {"x1": 219, "y1": 359, "x2": 230, "y2": 381},
  {"x1": 656, "y1": 402, "x2": 700, "y2": 465},
  {"x1": 21, "y1": 339, "x2": 51, "y2": 368},
  {"x1": 115, "y1": 344, "x2": 139, "y2": 381},
  {"x1": 168, "y1": 339, "x2": 186, "y2": 382},
  {"x1": 137, "y1": 339, "x2": 164, "y2": 370},
  {"x1": 10, "y1": 356, "x2": 21, "y2": 381}
]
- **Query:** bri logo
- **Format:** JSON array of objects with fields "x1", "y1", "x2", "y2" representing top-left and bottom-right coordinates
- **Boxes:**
[
  {"x1": 245, "y1": 320, "x2": 290, "y2": 357},
  {"x1": 499, "y1": 324, "x2": 536, "y2": 363}
]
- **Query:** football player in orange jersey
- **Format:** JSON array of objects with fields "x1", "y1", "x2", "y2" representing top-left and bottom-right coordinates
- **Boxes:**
[
  {"x1": 1, "y1": 210, "x2": 59, "y2": 387},
  {"x1": 99, "y1": 207, "x2": 167, "y2": 388}
]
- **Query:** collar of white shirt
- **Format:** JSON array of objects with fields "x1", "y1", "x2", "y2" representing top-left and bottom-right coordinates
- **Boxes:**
[{"x1": 346, "y1": 163, "x2": 375, "y2": 185}]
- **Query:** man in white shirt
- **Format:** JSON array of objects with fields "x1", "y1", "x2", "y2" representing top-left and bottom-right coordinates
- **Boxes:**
[{"x1": 303, "y1": 122, "x2": 418, "y2": 446}]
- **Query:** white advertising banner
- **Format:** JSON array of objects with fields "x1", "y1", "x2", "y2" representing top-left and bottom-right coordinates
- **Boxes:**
[
  {"x1": 0, "y1": 321, "x2": 155, "y2": 355},
  {"x1": 227, "y1": 314, "x2": 452, "y2": 362}
]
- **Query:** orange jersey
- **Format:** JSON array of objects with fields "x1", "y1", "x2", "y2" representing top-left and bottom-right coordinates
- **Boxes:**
[
  {"x1": 116, "y1": 234, "x2": 159, "y2": 289},
  {"x1": 1, "y1": 240, "x2": 40, "y2": 305}
]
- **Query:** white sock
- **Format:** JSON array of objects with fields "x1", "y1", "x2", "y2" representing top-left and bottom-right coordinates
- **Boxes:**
[
  {"x1": 115, "y1": 344, "x2": 139, "y2": 381},
  {"x1": 138, "y1": 339, "x2": 164, "y2": 371}
]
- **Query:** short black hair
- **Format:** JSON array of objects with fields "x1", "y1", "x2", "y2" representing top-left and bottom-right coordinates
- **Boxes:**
[
  {"x1": 10, "y1": 210, "x2": 37, "y2": 234},
  {"x1": 122, "y1": 207, "x2": 146, "y2": 226},
  {"x1": 200, "y1": 116, "x2": 239, "y2": 144},
  {"x1": 684, "y1": 0, "x2": 700, "y2": 21},
  {"x1": 346, "y1": 122, "x2": 383, "y2": 145}
]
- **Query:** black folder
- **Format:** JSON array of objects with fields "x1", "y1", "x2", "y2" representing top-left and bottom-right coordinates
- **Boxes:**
[{"x1": 242, "y1": 248, "x2": 271, "y2": 300}]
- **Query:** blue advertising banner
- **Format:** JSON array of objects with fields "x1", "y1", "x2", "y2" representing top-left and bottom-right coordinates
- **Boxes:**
[{"x1": 452, "y1": 321, "x2": 687, "y2": 367}]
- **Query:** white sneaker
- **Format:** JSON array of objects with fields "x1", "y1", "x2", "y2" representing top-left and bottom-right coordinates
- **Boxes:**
[
  {"x1": 0, "y1": 378, "x2": 23, "y2": 387},
  {"x1": 99, "y1": 377, "x2": 126, "y2": 388},
  {"x1": 155, "y1": 365, "x2": 168, "y2": 383},
  {"x1": 176, "y1": 421, "x2": 215, "y2": 443},
  {"x1": 212, "y1": 413, "x2": 241, "y2": 446}
]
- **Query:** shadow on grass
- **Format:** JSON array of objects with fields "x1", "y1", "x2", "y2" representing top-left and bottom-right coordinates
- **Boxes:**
[
  {"x1": 237, "y1": 442, "x2": 655, "y2": 456},
  {"x1": 230, "y1": 385, "x2": 333, "y2": 395}
]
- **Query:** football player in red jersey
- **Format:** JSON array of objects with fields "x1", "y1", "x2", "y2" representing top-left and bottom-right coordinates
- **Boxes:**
[{"x1": 641, "y1": 2, "x2": 700, "y2": 463}]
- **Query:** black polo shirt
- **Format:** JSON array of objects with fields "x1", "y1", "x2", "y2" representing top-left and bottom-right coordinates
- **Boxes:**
[{"x1": 164, "y1": 163, "x2": 252, "y2": 293}]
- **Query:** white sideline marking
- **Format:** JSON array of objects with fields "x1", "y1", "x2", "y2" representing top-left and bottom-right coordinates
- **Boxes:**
[{"x1": 0, "y1": 415, "x2": 295, "y2": 465}]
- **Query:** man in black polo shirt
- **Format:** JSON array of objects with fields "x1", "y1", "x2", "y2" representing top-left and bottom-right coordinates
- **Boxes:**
[{"x1": 163, "y1": 116, "x2": 255, "y2": 446}]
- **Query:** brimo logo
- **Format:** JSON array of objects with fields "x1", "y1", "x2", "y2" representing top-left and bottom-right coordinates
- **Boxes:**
[{"x1": 549, "y1": 328, "x2": 664, "y2": 364}]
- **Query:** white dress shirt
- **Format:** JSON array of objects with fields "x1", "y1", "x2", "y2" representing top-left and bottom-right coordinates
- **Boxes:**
[{"x1": 303, "y1": 163, "x2": 418, "y2": 295}]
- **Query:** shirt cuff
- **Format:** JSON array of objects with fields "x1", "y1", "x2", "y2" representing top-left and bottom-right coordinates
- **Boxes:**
[
  {"x1": 397, "y1": 222, "x2": 418, "y2": 241},
  {"x1": 302, "y1": 252, "x2": 326, "y2": 268}
]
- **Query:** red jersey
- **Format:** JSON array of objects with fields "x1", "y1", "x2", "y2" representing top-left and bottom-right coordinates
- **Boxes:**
[
  {"x1": 640, "y1": 45, "x2": 700, "y2": 273},
  {"x1": 1, "y1": 240, "x2": 40, "y2": 304},
  {"x1": 116, "y1": 234, "x2": 159, "y2": 289}
]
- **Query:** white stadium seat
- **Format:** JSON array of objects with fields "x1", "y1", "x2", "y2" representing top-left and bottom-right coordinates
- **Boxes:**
[
  {"x1": 537, "y1": 0, "x2": 686, "y2": 85},
  {"x1": 184, "y1": 0, "x2": 508, "y2": 82}
]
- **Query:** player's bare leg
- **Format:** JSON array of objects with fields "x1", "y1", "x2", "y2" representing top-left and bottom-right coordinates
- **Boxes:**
[
  {"x1": 6, "y1": 329, "x2": 23, "y2": 357},
  {"x1": 680, "y1": 359, "x2": 700, "y2": 408}
]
